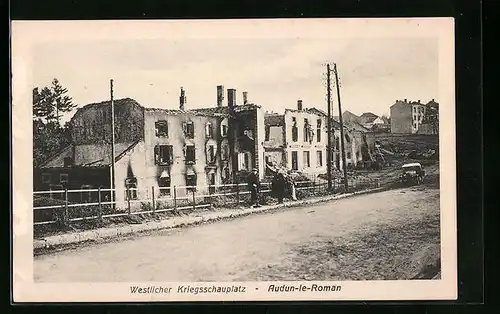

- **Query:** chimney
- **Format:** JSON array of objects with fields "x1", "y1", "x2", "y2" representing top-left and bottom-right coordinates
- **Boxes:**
[
  {"x1": 297, "y1": 100, "x2": 303, "y2": 111},
  {"x1": 243, "y1": 91, "x2": 248, "y2": 105},
  {"x1": 404, "y1": 98, "x2": 407, "y2": 103},
  {"x1": 418, "y1": 99, "x2": 421, "y2": 103},
  {"x1": 227, "y1": 89, "x2": 236, "y2": 108},
  {"x1": 179, "y1": 86, "x2": 186, "y2": 111},
  {"x1": 216, "y1": 85, "x2": 224, "y2": 107}
]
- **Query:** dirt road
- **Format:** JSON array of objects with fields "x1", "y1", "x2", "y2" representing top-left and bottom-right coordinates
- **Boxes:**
[{"x1": 34, "y1": 186, "x2": 440, "y2": 282}]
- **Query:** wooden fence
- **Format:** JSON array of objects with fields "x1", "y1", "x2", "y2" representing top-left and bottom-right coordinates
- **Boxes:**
[{"x1": 33, "y1": 177, "x2": 380, "y2": 227}]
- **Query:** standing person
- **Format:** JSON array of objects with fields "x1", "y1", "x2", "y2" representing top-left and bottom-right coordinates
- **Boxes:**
[
  {"x1": 247, "y1": 168, "x2": 261, "y2": 208},
  {"x1": 275, "y1": 171, "x2": 286, "y2": 204}
]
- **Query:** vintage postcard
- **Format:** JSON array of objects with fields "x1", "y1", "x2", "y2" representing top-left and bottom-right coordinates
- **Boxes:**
[{"x1": 12, "y1": 18, "x2": 456, "y2": 302}]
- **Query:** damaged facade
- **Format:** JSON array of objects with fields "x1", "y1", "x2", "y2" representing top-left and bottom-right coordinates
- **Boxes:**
[
  {"x1": 35, "y1": 86, "x2": 265, "y2": 208},
  {"x1": 263, "y1": 101, "x2": 376, "y2": 176}
]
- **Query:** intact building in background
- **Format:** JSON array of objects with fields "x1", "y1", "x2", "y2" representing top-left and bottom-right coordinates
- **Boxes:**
[{"x1": 390, "y1": 98, "x2": 439, "y2": 134}]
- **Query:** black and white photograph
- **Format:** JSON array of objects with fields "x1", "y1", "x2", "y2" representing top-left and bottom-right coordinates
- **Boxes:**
[{"x1": 12, "y1": 18, "x2": 457, "y2": 302}]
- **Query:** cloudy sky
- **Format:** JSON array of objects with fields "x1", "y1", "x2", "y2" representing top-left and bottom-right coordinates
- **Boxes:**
[{"x1": 32, "y1": 25, "x2": 439, "y2": 123}]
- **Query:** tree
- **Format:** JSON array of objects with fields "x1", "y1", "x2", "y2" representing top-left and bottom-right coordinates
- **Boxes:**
[
  {"x1": 51, "y1": 78, "x2": 76, "y2": 125},
  {"x1": 33, "y1": 79, "x2": 76, "y2": 167}
]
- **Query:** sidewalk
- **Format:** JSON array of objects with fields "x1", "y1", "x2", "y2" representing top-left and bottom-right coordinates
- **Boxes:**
[{"x1": 34, "y1": 186, "x2": 389, "y2": 254}]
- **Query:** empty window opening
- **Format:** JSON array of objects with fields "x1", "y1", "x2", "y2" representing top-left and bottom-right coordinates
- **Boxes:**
[
  {"x1": 185, "y1": 145, "x2": 196, "y2": 164},
  {"x1": 186, "y1": 174, "x2": 197, "y2": 192},
  {"x1": 291, "y1": 151, "x2": 298, "y2": 170},
  {"x1": 205, "y1": 122, "x2": 214, "y2": 139},
  {"x1": 125, "y1": 177, "x2": 138, "y2": 200},
  {"x1": 158, "y1": 177, "x2": 171, "y2": 197},
  {"x1": 316, "y1": 119, "x2": 322, "y2": 142},
  {"x1": 304, "y1": 119, "x2": 310, "y2": 142},
  {"x1": 184, "y1": 121, "x2": 195, "y2": 138},
  {"x1": 303, "y1": 151, "x2": 311, "y2": 168},
  {"x1": 317, "y1": 151, "x2": 323, "y2": 167},
  {"x1": 155, "y1": 120, "x2": 169, "y2": 137},
  {"x1": 221, "y1": 124, "x2": 228, "y2": 137},
  {"x1": 59, "y1": 173, "x2": 69, "y2": 184},
  {"x1": 207, "y1": 145, "x2": 216, "y2": 164},
  {"x1": 154, "y1": 145, "x2": 174, "y2": 165},
  {"x1": 291, "y1": 117, "x2": 298, "y2": 142},
  {"x1": 42, "y1": 173, "x2": 51, "y2": 184}
]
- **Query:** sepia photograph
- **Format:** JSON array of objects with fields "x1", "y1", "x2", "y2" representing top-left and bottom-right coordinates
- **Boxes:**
[{"x1": 12, "y1": 18, "x2": 457, "y2": 302}]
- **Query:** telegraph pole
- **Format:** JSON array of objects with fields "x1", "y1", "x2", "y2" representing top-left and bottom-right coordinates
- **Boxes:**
[
  {"x1": 110, "y1": 79, "x2": 116, "y2": 208},
  {"x1": 333, "y1": 64, "x2": 349, "y2": 191},
  {"x1": 326, "y1": 64, "x2": 333, "y2": 191}
]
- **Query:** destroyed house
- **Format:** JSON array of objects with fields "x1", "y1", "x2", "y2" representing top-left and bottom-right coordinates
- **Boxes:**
[
  {"x1": 35, "y1": 86, "x2": 266, "y2": 208},
  {"x1": 263, "y1": 101, "x2": 366, "y2": 176}
]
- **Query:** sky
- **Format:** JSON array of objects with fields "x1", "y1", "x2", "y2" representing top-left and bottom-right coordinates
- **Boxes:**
[{"x1": 33, "y1": 36, "x2": 439, "y2": 124}]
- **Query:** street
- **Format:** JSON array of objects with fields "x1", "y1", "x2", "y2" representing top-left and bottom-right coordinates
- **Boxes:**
[{"x1": 34, "y1": 186, "x2": 440, "y2": 282}]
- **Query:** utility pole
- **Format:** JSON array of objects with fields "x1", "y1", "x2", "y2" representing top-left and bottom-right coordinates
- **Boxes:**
[
  {"x1": 333, "y1": 64, "x2": 349, "y2": 191},
  {"x1": 110, "y1": 79, "x2": 116, "y2": 208},
  {"x1": 326, "y1": 64, "x2": 333, "y2": 191}
]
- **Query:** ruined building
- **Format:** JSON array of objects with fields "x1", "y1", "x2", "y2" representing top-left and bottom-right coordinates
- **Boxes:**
[
  {"x1": 263, "y1": 100, "x2": 374, "y2": 176},
  {"x1": 34, "y1": 86, "x2": 265, "y2": 208}
]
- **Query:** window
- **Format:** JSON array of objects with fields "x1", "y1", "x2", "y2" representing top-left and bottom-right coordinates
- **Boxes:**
[
  {"x1": 183, "y1": 121, "x2": 194, "y2": 138},
  {"x1": 317, "y1": 151, "x2": 323, "y2": 167},
  {"x1": 155, "y1": 120, "x2": 168, "y2": 137},
  {"x1": 316, "y1": 119, "x2": 322, "y2": 142},
  {"x1": 207, "y1": 144, "x2": 216, "y2": 164},
  {"x1": 265, "y1": 126, "x2": 270, "y2": 141},
  {"x1": 335, "y1": 137, "x2": 340, "y2": 150},
  {"x1": 221, "y1": 124, "x2": 228, "y2": 137},
  {"x1": 158, "y1": 177, "x2": 171, "y2": 197},
  {"x1": 186, "y1": 174, "x2": 197, "y2": 191},
  {"x1": 42, "y1": 173, "x2": 51, "y2": 184},
  {"x1": 63, "y1": 157, "x2": 73, "y2": 167},
  {"x1": 237, "y1": 152, "x2": 251, "y2": 171},
  {"x1": 347, "y1": 152, "x2": 352, "y2": 159},
  {"x1": 221, "y1": 145, "x2": 229, "y2": 161},
  {"x1": 208, "y1": 173, "x2": 216, "y2": 194},
  {"x1": 291, "y1": 117, "x2": 298, "y2": 142},
  {"x1": 59, "y1": 173, "x2": 68, "y2": 184},
  {"x1": 345, "y1": 134, "x2": 351, "y2": 143},
  {"x1": 205, "y1": 122, "x2": 214, "y2": 139},
  {"x1": 80, "y1": 185, "x2": 92, "y2": 203},
  {"x1": 291, "y1": 151, "x2": 298, "y2": 170},
  {"x1": 154, "y1": 145, "x2": 174, "y2": 165},
  {"x1": 124, "y1": 177, "x2": 138, "y2": 200},
  {"x1": 303, "y1": 151, "x2": 310, "y2": 168},
  {"x1": 304, "y1": 119, "x2": 309, "y2": 142},
  {"x1": 356, "y1": 152, "x2": 361, "y2": 160},
  {"x1": 222, "y1": 167, "x2": 230, "y2": 182},
  {"x1": 185, "y1": 145, "x2": 196, "y2": 164},
  {"x1": 49, "y1": 184, "x2": 64, "y2": 200}
]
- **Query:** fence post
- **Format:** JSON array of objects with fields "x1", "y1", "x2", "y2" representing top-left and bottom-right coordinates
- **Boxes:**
[
  {"x1": 192, "y1": 188, "x2": 196, "y2": 211},
  {"x1": 236, "y1": 181, "x2": 240, "y2": 207},
  {"x1": 223, "y1": 183, "x2": 226, "y2": 207},
  {"x1": 64, "y1": 188, "x2": 69, "y2": 226},
  {"x1": 208, "y1": 184, "x2": 212, "y2": 209},
  {"x1": 173, "y1": 186, "x2": 177, "y2": 211},
  {"x1": 126, "y1": 186, "x2": 131, "y2": 215},
  {"x1": 152, "y1": 186, "x2": 156, "y2": 214},
  {"x1": 98, "y1": 187, "x2": 103, "y2": 222}
]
